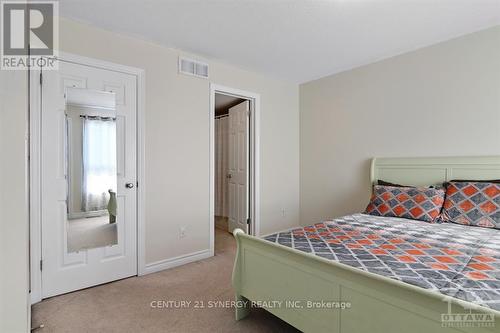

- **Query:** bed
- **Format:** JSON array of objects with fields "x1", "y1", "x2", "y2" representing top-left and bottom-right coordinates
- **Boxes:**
[{"x1": 232, "y1": 156, "x2": 500, "y2": 333}]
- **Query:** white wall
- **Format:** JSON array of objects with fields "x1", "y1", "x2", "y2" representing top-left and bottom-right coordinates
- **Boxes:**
[
  {"x1": 59, "y1": 18, "x2": 300, "y2": 265},
  {"x1": 0, "y1": 71, "x2": 30, "y2": 332},
  {"x1": 299, "y1": 26, "x2": 500, "y2": 224}
]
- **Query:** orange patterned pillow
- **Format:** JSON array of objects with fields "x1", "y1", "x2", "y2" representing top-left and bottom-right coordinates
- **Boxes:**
[
  {"x1": 441, "y1": 182, "x2": 500, "y2": 229},
  {"x1": 365, "y1": 185, "x2": 445, "y2": 222}
]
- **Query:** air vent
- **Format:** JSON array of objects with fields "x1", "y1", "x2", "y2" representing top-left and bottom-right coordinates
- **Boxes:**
[{"x1": 179, "y1": 57, "x2": 209, "y2": 79}]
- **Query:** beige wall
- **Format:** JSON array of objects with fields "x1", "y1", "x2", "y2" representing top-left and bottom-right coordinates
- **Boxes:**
[
  {"x1": 0, "y1": 71, "x2": 30, "y2": 332},
  {"x1": 299, "y1": 26, "x2": 500, "y2": 224},
  {"x1": 66, "y1": 108, "x2": 84, "y2": 216},
  {"x1": 59, "y1": 18, "x2": 300, "y2": 264}
]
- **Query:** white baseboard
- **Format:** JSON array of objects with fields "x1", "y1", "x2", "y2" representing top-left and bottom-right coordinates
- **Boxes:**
[{"x1": 142, "y1": 249, "x2": 212, "y2": 275}]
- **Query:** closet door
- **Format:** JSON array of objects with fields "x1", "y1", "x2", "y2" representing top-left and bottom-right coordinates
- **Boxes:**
[{"x1": 228, "y1": 100, "x2": 249, "y2": 233}]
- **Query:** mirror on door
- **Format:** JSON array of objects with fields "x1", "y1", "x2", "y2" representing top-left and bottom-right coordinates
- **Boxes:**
[{"x1": 65, "y1": 88, "x2": 118, "y2": 252}]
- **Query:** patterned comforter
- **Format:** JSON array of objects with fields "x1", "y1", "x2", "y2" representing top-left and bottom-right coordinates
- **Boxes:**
[{"x1": 263, "y1": 214, "x2": 500, "y2": 311}]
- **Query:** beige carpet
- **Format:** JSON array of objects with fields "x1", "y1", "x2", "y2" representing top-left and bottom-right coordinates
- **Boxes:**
[
  {"x1": 67, "y1": 215, "x2": 117, "y2": 252},
  {"x1": 32, "y1": 229, "x2": 300, "y2": 333},
  {"x1": 215, "y1": 215, "x2": 229, "y2": 231}
]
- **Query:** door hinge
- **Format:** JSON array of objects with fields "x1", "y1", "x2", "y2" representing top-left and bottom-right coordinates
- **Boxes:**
[
  {"x1": 39, "y1": 73, "x2": 42, "y2": 85},
  {"x1": 39, "y1": 259, "x2": 43, "y2": 271},
  {"x1": 246, "y1": 218, "x2": 251, "y2": 225}
]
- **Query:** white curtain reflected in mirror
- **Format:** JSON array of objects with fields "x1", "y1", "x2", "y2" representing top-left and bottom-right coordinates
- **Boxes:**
[
  {"x1": 66, "y1": 88, "x2": 118, "y2": 252},
  {"x1": 82, "y1": 116, "x2": 117, "y2": 212}
]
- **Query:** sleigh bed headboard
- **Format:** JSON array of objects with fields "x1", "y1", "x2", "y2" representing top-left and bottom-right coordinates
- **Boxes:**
[{"x1": 370, "y1": 156, "x2": 500, "y2": 187}]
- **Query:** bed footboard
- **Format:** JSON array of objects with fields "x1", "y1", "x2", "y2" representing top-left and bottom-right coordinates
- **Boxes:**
[{"x1": 231, "y1": 229, "x2": 500, "y2": 333}]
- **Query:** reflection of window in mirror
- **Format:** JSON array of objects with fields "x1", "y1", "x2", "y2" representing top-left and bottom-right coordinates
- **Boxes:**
[
  {"x1": 81, "y1": 115, "x2": 117, "y2": 213},
  {"x1": 65, "y1": 88, "x2": 118, "y2": 252}
]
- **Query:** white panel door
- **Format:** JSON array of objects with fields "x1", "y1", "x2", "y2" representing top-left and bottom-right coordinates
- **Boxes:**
[
  {"x1": 228, "y1": 101, "x2": 249, "y2": 233},
  {"x1": 41, "y1": 60, "x2": 137, "y2": 298}
]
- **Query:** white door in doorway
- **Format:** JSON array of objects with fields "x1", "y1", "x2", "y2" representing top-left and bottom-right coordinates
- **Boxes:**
[
  {"x1": 228, "y1": 101, "x2": 249, "y2": 233},
  {"x1": 41, "y1": 60, "x2": 137, "y2": 298}
]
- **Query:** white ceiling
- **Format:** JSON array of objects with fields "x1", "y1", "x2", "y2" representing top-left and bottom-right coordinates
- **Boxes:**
[{"x1": 59, "y1": 0, "x2": 500, "y2": 83}]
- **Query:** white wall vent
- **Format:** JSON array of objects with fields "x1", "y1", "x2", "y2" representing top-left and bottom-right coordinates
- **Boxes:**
[{"x1": 178, "y1": 57, "x2": 209, "y2": 79}]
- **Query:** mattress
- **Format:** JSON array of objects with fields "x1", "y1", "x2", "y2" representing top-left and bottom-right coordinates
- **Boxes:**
[{"x1": 263, "y1": 213, "x2": 500, "y2": 311}]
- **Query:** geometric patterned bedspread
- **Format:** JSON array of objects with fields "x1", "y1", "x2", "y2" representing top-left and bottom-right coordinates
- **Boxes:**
[{"x1": 263, "y1": 214, "x2": 500, "y2": 311}]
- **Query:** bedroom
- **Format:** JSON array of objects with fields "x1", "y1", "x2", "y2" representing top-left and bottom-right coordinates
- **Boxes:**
[{"x1": 0, "y1": 1, "x2": 499, "y2": 332}]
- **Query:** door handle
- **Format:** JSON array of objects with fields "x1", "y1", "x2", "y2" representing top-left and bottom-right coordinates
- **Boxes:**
[
  {"x1": 226, "y1": 174, "x2": 232, "y2": 179},
  {"x1": 125, "y1": 182, "x2": 135, "y2": 189}
]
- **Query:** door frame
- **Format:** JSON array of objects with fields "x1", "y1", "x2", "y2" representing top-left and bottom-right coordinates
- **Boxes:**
[
  {"x1": 209, "y1": 84, "x2": 260, "y2": 256},
  {"x1": 29, "y1": 52, "x2": 146, "y2": 304}
]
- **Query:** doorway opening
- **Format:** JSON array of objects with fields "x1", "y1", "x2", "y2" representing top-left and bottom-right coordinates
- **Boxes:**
[
  {"x1": 210, "y1": 85, "x2": 260, "y2": 256},
  {"x1": 214, "y1": 93, "x2": 245, "y2": 234}
]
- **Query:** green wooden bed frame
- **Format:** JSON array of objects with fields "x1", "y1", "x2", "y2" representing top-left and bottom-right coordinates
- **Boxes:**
[{"x1": 232, "y1": 156, "x2": 500, "y2": 333}]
